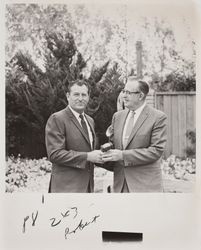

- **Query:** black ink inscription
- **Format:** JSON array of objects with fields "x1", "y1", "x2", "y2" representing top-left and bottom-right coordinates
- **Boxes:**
[
  {"x1": 61, "y1": 210, "x2": 70, "y2": 218},
  {"x1": 22, "y1": 204, "x2": 100, "y2": 239},
  {"x1": 50, "y1": 217, "x2": 62, "y2": 227},
  {"x1": 65, "y1": 215, "x2": 100, "y2": 239},
  {"x1": 70, "y1": 207, "x2": 78, "y2": 218},
  {"x1": 50, "y1": 207, "x2": 78, "y2": 227},
  {"x1": 42, "y1": 194, "x2": 44, "y2": 204},
  {"x1": 22, "y1": 210, "x2": 39, "y2": 233},
  {"x1": 32, "y1": 211, "x2": 38, "y2": 226},
  {"x1": 22, "y1": 216, "x2": 29, "y2": 233}
]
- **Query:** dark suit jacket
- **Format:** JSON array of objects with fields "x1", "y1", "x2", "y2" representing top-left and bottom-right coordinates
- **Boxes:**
[
  {"x1": 45, "y1": 106, "x2": 96, "y2": 193},
  {"x1": 109, "y1": 105, "x2": 167, "y2": 193}
]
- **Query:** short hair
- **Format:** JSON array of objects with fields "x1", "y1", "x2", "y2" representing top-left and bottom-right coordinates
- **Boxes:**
[
  {"x1": 67, "y1": 79, "x2": 90, "y2": 94},
  {"x1": 127, "y1": 76, "x2": 149, "y2": 96},
  {"x1": 138, "y1": 80, "x2": 149, "y2": 96}
]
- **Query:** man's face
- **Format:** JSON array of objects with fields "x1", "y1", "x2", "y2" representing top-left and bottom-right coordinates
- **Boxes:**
[
  {"x1": 122, "y1": 80, "x2": 141, "y2": 110},
  {"x1": 67, "y1": 84, "x2": 89, "y2": 113}
]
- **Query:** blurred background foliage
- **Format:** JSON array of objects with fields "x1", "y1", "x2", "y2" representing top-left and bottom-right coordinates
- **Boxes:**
[{"x1": 6, "y1": 4, "x2": 196, "y2": 158}]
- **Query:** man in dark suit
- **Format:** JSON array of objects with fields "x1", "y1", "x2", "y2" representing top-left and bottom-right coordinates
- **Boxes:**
[
  {"x1": 102, "y1": 77, "x2": 167, "y2": 193},
  {"x1": 45, "y1": 80, "x2": 103, "y2": 193}
]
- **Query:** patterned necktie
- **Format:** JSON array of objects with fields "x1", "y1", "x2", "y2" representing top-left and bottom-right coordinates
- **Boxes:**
[
  {"x1": 123, "y1": 111, "x2": 135, "y2": 149},
  {"x1": 79, "y1": 114, "x2": 89, "y2": 139}
]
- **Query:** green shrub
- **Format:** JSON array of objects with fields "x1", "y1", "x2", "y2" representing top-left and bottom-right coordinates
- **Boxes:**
[
  {"x1": 6, "y1": 31, "x2": 123, "y2": 158},
  {"x1": 186, "y1": 129, "x2": 196, "y2": 158}
]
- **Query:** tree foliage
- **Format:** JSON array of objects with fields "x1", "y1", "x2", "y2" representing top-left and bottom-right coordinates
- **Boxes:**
[
  {"x1": 6, "y1": 31, "x2": 122, "y2": 158},
  {"x1": 91, "y1": 63, "x2": 124, "y2": 145},
  {"x1": 6, "y1": 4, "x2": 196, "y2": 89},
  {"x1": 6, "y1": 4, "x2": 196, "y2": 157},
  {"x1": 138, "y1": 17, "x2": 196, "y2": 91}
]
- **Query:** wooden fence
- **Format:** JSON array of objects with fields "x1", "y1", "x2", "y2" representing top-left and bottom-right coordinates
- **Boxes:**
[{"x1": 155, "y1": 92, "x2": 196, "y2": 158}]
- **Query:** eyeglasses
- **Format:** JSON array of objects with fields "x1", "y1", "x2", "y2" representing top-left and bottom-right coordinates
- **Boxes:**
[{"x1": 121, "y1": 89, "x2": 140, "y2": 95}]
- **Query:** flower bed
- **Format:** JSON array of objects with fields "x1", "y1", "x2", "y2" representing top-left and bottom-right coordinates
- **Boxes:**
[
  {"x1": 5, "y1": 156, "x2": 51, "y2": 193},
  {"x1": 5, "y1": 155, "x2": 196, "y2": 193}
]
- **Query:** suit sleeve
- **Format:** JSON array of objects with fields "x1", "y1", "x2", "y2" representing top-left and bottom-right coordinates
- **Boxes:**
[
  {"x1": 99, "y1": 117, "x2": 115, "y2": 172},
  {"x1": 122, "y1": 113, "x2": 167, "y2": 166},
  {"x1": 45, "y1": 114, "x2": 88, "y2": 169}
]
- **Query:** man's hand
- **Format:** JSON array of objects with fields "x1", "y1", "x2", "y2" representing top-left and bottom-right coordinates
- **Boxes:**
[
  {"x1": 87, "y1": 150, "x2": 104, "y2": 164},
  {"x1": 102, "y1": 149, "x2": 123, "y2": 162}
]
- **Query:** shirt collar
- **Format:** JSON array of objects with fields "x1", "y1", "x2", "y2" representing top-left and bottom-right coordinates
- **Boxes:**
[
  {"x1": 132, "y1": 101, "x2": 146, "y2": 115},
  {"x1": 68, "y1": 105, "x2": 85, "y2": 120}
]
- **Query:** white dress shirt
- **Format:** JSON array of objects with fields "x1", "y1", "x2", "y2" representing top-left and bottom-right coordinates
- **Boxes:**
[
  {"x1": 69, "y1": 106, "x2": 93, "y2": 148},
  {"x1": 122, "y1": 102, "x2": 146, "y2": 144}
]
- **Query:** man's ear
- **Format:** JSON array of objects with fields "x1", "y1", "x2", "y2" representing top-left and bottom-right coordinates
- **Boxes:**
[{"x1": 139, "y1": 92, "x2": 144, "y2": 100}]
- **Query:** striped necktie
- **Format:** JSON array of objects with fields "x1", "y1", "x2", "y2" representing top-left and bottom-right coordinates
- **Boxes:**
[
  {"x1": 79, "y1": 114, "x2": 89, "y2": 139},
  {"x1": 122, "y1": 111, "x2": 135, "y2": 149}
]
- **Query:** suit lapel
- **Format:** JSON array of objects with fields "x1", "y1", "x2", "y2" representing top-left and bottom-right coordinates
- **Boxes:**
[
  {"x1": 85, "y1": 115, "x2": 96, "y2": 149},
  {"x1": 125, "y1": 105, "x2": 149, "y2": 148},
  {"x1": 65, "y1": 107, "x2": 91, "y2": 146},
  {"x1": 119, "y1": 110, "x2": 130, "y2": 149}
]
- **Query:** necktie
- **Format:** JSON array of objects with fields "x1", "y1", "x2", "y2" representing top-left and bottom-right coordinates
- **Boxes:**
[
  {"x1": 123, "y1": 111, "x2": 135, "y2": 149},
  {"x1": 79, "y1": 114, "x2": 89, "y2": 139}
]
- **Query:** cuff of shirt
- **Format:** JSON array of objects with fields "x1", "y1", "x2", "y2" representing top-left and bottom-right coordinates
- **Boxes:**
[{"x1": 122, "y1": 150, "x2": 132, "y2": 167}]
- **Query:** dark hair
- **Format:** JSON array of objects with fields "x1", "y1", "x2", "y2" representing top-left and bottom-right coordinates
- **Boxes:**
[
  {"x1": 67, "y1": 80, "x2": 90, "y2": 94},
  {"x1": 138, "y1": 80, "x2": 149, "y2": 96},
  {"x1": 127, "y1": 77, "x2": 149, "y2": 96}
]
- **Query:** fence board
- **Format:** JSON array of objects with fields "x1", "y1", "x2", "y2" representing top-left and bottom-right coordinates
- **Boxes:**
[
  {"x1": 178, "y1": 95, "x2": 187, "y2": 156},
  {"x1": 171, "y1": 95, "x2": 179, "y2": 156},
  {"x1": 155, "y1": 92, "x2": 195, "y2": 158},
  {"x1": 163, "y1": 95, "x2": 172, "y2": 157}
]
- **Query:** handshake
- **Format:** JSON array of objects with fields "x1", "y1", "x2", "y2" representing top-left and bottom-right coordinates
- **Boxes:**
[{"x1": 87, "y1": 142, "x2": 123, "y2": 164}]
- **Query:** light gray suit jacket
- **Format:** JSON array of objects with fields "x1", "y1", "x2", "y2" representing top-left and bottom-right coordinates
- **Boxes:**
[
  {"x1": 109, "y1": 104, "x2": 167, "y2": 192},
  {"x1": 45, "y1": 106, "x2": 96, "y2": 193}
]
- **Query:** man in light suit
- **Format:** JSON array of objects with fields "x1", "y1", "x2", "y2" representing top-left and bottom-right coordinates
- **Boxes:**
[
  {"x1": 45, "y1": 80, "x2": 103, "y2": 193},
  {"x1": 102, "y1": 77, "x2": 167, "y2": 192}
]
